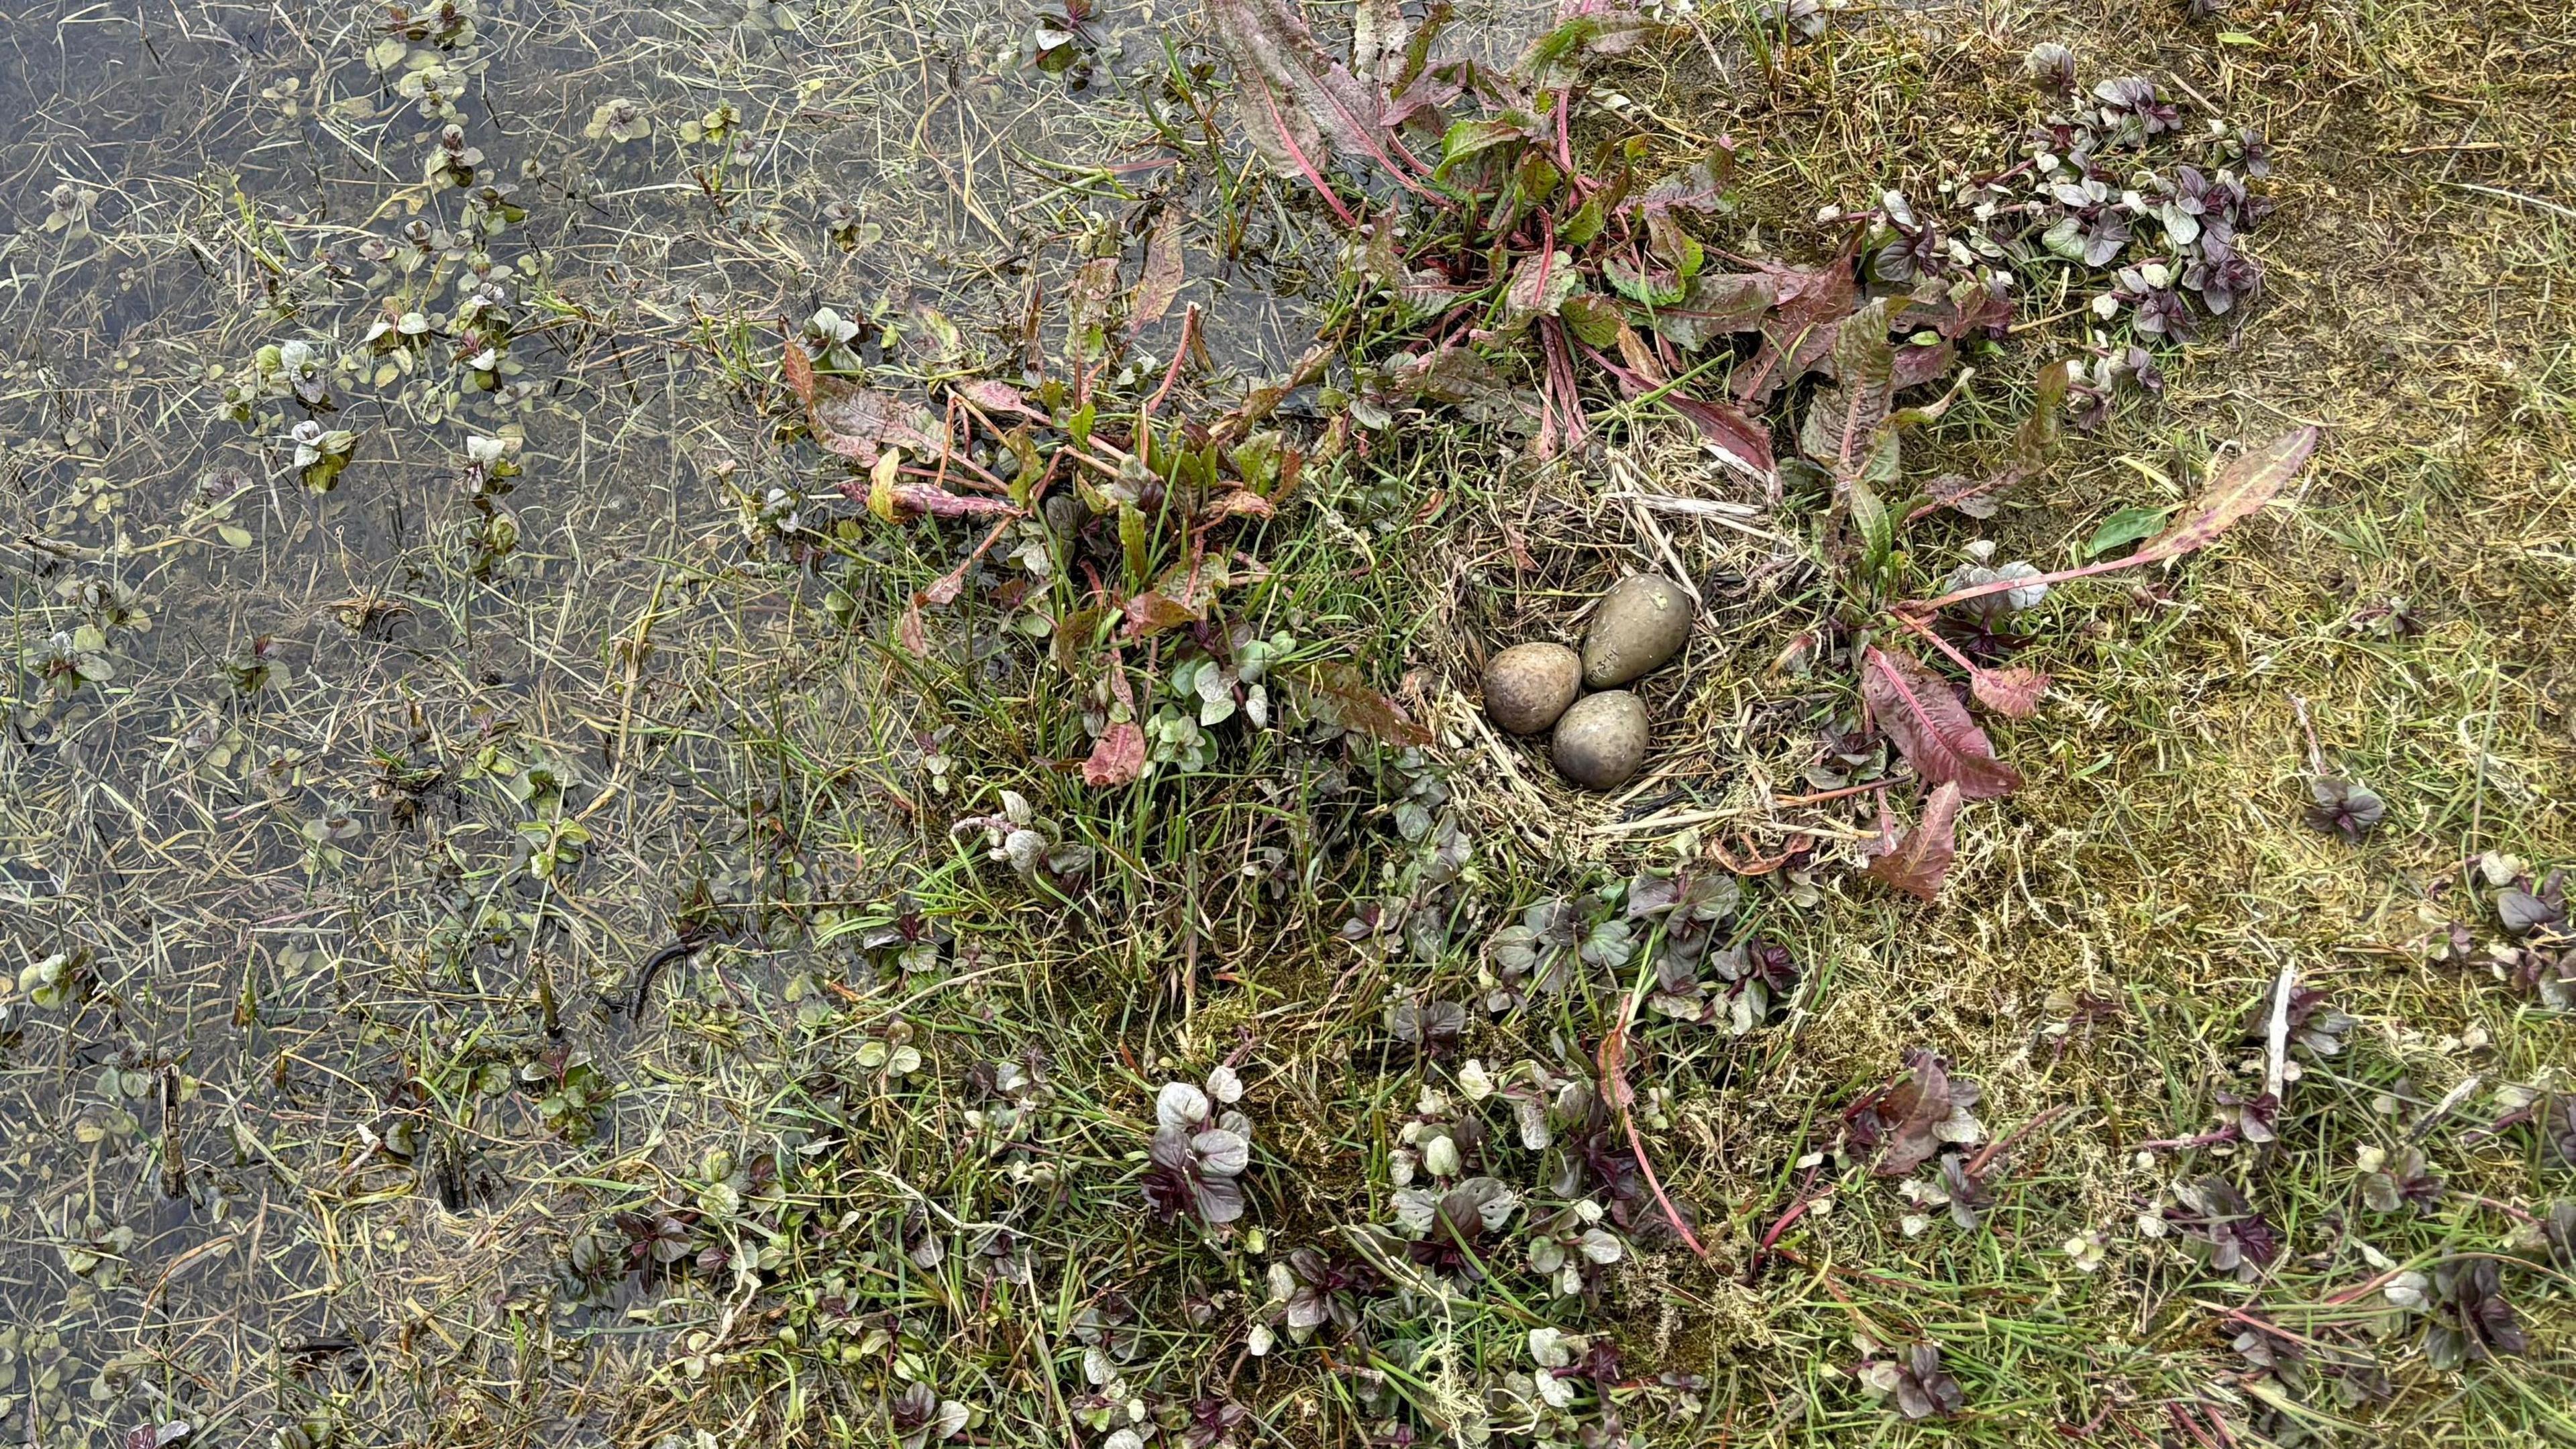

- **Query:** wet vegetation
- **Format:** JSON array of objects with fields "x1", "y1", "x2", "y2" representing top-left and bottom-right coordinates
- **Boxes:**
[{"x1": 1, "y1": 0, "x2": 2571, "y2": 1446}]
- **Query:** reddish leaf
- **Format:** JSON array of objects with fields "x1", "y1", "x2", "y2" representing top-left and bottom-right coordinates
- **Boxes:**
[
  {"x1": 1970, "y1": 665, "x2": 2047, "y2": 719},
  {"x1": 1894, "y1": 275, "x2": 2013, "y2": 340},
  {"x1": 1296, "y1": 661, "x2": 1432, "y2": 745},
  {"x1": 1890, "y1": 337, "x2": 1955, "y2": 390},
  {"x1": 1382, "y1": 345, "x2": 1503, "y2": 403},
  {"x1": 1868, "y1": 1051, "x2": 1960, "y2": 1177},
  {"x1": 897, "y1": 596, "x2": 930, "y2": 657},
  {"x1": 1734, "y1": 262, "x2": 1854, "y2": 407},
  {"x1": 1921, "y1": 472, "x2": 2000, "y2": 519},
  {"x1": 1797, "y1": 297, "x2": 1895, "y2": 477},
  {"x1": 1900, "y1": 426, "x2": 2324, "y2": 618},
  {"x1": 1638, "y1": 142, "x2": 1737, "y2": 215},
  {"x1": 1122, "y1": 590, "x2": 1203, "y2": 637},
  {"x1": 1615, "y1": 323, "x2": 1667, "y2": 385},
  {"x1": 1131, "y1": 207, "x2": 1188, "y2": 331},
  {"x1": 1083, "y1": 722, "x2": 1148, "y2": 787},
  {"x1": 1645, "y1": 272, "x2": 1774, "y2": 351},
  {"x1": 838, "y1": 474, "x2": 1020, "y2": 520},
  {"x1": 954, "y1": 378, "x2": 1044, "y2": 419},
  {"x1": 1498, "y1": 248, "x2": 1580, "y2": 332},
  {"x1": 2135, "y1": 426, "x2": 2319, "y2": 563},
  {"x1": 1865, "y1": 782, "x2": 1963, "y2": 902},
  {"x1": 1205, "y1": 0, "x2": 1424, "y2": 186},
  {"x1": 1666, "y1": 390, "x2": 1775, "y2": 481},
  {"x1": 782, "y1": 339, "x2": 948, "y2": 464},
  {"x1": 1861, "y1": 647, "x2": 2021, "y2": 800}
]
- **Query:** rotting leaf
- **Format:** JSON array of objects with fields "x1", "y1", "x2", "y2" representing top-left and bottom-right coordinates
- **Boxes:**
[
  {"x1": 1132, "y1": 207, "x2": 1188, "y2": 331},
  {"x1": 1293, "y1": 661, "x2": 1433, "y2": 745},
  {"x1": 782, "y1": 339, "x2": 948, "y2": 464},
  {"x1": 1861, "y1": 647, "x2": 2021, "y2": 800},
  {"x1": 1865, "y1": 782, "x2": 1963, "y2": 902}
]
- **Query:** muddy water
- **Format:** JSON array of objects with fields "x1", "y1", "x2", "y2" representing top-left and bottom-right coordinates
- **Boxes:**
[{"x1": 0, "y1": 0, "x2": 1561, "y2": 1442}]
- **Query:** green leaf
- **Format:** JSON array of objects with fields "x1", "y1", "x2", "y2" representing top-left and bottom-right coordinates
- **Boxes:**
[
  {"x1": 1559, "y1": 294, "x2": 1625, "y2": 349},
  {"x1": 1603, "y1": 258, "x2": 1686, "y2": 308},
  {"x1": 1645, "y1": 272, "x2": 1772, "y2": 350},
  {"x1": 2084, "y1": 506, "x2": 2169, "y2": 558},
  {"x1": 1850, "y1": 473, "x2": 1895, "y2": 572},
  {"x1": 2040, "y1": 214, "x2": 2088, "y2": 262},
  {"x1": 1434, "y1": 114, "x2": 1538, "y2": 180},
  {"x1": 1796, "y1": 297, "x2": 1896, "y2": 476},
  {"x1": 1556, "y1": 196, "x2": 1607, "y2": 247}
]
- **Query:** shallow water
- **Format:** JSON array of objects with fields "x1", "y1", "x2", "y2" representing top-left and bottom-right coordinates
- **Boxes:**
[{"x1": 0, "y1": 0, "x2": 1554, "y2": 1441}]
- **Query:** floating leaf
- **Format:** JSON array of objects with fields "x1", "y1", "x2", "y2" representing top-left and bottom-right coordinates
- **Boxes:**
[
  {"x1": 1132, "y1": 207, "x2": 1188, "y2": 331},
  {"x1": 782, "y1": 339, "x2": 949, "y2": 464},
  {"x1": 1865, "y1": 782, "x2": 1963, "y2": 902},
  {"x1": 1861, "y1": 647, "x2": 2021, "y2": 799}
]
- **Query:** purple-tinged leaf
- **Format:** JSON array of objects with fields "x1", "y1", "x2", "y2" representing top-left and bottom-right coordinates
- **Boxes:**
[
  {"x1": 1865, "y1": 783, "x2": 1963, "y2": 902},
  {"x1": 1861, "y1": 647, "x2": 2021, "y2": 799}
]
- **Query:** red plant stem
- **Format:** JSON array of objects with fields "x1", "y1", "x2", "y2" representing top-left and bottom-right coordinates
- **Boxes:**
[
  {"x1": 2448, "y1": 1191, "x2": 2540, "y2": 1226},
  {"x1": 1597, "y1": 996, "x2": 1711, "y2": 1262},
  {"x1": 917, "y1": 513, "x2": 1021, "y2": 604},
  {"x1": 1889, "y1": 610, "x2": 1984, "y2": 676},
  {"x1": 1963, "y1": 1103, "x2": 2071, "y2": 1179},
  {"x1": 1747, "y1": 1165, "x2": 1823, "y2": 1276},
  {"x1": 1250, "y1": 87, "x2": 1358, "y2": 227},
  {"x1": 1771, "y1": 779, "x2": 1900, "y2": 807},
  {"x1": 1899, "y1": 549, "x2": 2166, "y2": 616},
  {"x1": 1142, "y1": 303, "x2": 1201, "y2": 424}
]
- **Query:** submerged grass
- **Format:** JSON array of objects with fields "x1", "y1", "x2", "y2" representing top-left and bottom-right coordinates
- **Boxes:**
[{"x1": 0, "y1": 0, "x2": 2569, "y2": 1446}]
